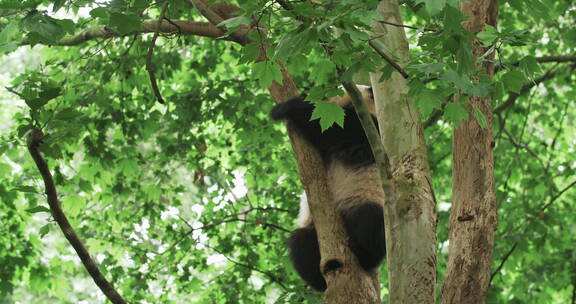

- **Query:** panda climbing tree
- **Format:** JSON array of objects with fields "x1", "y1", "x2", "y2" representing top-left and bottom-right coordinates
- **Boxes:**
[{"x1": 271, "y1": 86, "x2": 386, "y2": 292}]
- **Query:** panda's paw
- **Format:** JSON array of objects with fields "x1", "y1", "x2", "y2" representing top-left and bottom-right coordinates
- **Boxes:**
[
  {"x1": 342, "y1": 203, "x2": 386, "y2": 271},
  {"x1": 287, "y1": 226, "x2": 327, "y2": 291}
]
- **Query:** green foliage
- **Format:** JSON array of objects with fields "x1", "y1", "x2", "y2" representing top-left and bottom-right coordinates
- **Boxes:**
[
  {"x1": 252, "y1": 61, "x2": 283, "y2": 88},
  {"x1": 0, "y1": 0, "x2": 574, "y2": 303},
  {"x1": 310, "y1": 101, "x2": 345, "y2": 131}
]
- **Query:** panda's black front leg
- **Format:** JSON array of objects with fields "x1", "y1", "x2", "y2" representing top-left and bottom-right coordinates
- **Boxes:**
[
  {"x1": 287, "y1": 226, "x2": 327, "y2": 291},
  {"x1": 341, "y1": 203, "x2": 386, "y2": 271}
]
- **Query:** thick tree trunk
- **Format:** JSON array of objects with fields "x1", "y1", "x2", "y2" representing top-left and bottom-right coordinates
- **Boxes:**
[
  {"x1": 370, "y1": 1, "x2": 437, "y2": 303},
  {"x1": 441, "y1": 1, "x2": 499, "y2": 303}
]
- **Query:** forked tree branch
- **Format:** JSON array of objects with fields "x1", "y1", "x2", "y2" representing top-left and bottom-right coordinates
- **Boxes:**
[
  {"x1": 188, "y1": 0, "x2": 249, "y2": 45},
  {"x1": 26, "y1": 128, "x2": 127, "y2": 304}
]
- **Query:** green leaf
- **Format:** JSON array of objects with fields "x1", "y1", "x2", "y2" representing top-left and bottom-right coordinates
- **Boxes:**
[
  {"x1": 21, "y1": 11, "x2": 65, "y2": 44},
  {"x1": 39, "y1": 224, "x2": 51, "y2": 238},
  {"x1": 473, "y1": 106, "x2": 488, "y2": 129},
  {"x1": 477, "y1": 25, "x2": 499, "y2": 46},
  {"x1": 55, "y1": 108, "x2": 81, "y2": 120},
  {"x1": 252, "y1": 61, "x2": 283, "y2": 89},
  {"x1": 0, "y1": 22, "x2": 19, "y2": 44},
  {"x1": 60, "y1": 195, "x2": 86, "y2": 217},
  {"x1": 425, "y1": 0, "x2": 446, "y2": 15},
  {"x1": 217, "y1": 16, "x2": 251, "y2": 31},
  {"x1": 311, "y1": 60, "x2": 336, "y2": 84},
  {"x1": 409, "y1": 62, "x2": 444, "y2": 74},
  {"x1": 12, "y1": 185, "x2": 37, "y2": 193},
  {"x1": 379, "y1": 64, "x2": 395, "y2": 81},
  {"x1": 109, "y1": 12, "x2": 140, "y2": 35},
  {"x1": 414, "y1": 89, "x2": 443, "y2": 117},
  {"x1": 469, "y1": 82, "x2": 491, "y2": 97},
  {"x1": 343, "y1": 27, "x2": 371, "y2": 43},
  {"x1": 54, "y1": 19, "x2": 75, "y2": 35},
  {"x1": 117, "y1": 158, "x2": 139, "y2": 176},
  {"x1": 90, "y1": 7, "x2": 109, "y2": 19},
  {"x1": 444, "y1": 102, "x2": 469, "y2": 125},
  {"x1": 519, "y1": 56, "x2": 540, "y2": 77},
  {"x1": 310, "y1": 102, "x2": 345, "y2": 131},
  {"x1": 239, "y1": 43, "x2": 259, "y2": 64},
  {"x1": 501, "y1": 70, "x2": 526, "y2": 94},
  {"x1": 441, "y1": 70, "x2": 471, "y2": 91},
  {"x1": 0, "y1": 162, "x2": 11, "y2": 176},
  {"x1": 51, "y1": 0, "x2": 65, "y2": 12},
  {"x1": 26, "y1": 206, "x2": 51, "y2": 214}
]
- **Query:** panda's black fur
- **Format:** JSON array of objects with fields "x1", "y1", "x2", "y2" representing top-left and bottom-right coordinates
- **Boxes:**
[{"x1": 271, "y1": 85, "x2": 386, "y2": 291}]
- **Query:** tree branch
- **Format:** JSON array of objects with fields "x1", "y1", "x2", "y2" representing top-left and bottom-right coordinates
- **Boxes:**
[
  {"x1": 188, "y1": 0, "x2": 249, "y2": 45},
  {"x1": 368, "y1": 40, "x2": 410, "y2": 79},
  {"x1": 541, "y1": 179, "x2": 576, "y2": 213},
  {"x1": 26, "y1": 128, "x2": 127, "y2": 304},
  {"x1": 37, "y1": 20, "x2": 236, "y2": 46},
  {"x1": 425, "y1": 67, "x2": 566, "y2": 128},
  {"x1": 493, "y1": 68, "x2": 562, "y2": 115},
  {"x1": 536, "y1": 55, "x2": 576, "y2": 64},
  {"x1": 378, "y1": 20, "x2": 436, "y2": 31},
  {"x1": 490, "y1": 242, "x2": 518, "y2": 283},
  {"x1": 204, "y1": 243, "x2": 288, "y2": 290},
  {"x1": 146, "y1": 0, "x2": 170, "y2": 104},
  {"x1": 495, "y1": 54, "x2": 576, "y2": 73}
]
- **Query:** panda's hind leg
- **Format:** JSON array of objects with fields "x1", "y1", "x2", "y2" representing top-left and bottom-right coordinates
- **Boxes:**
[
  {"x1": 341, "y1": 203, "x2": 386, "y2": 271},
  {"x1": 287, "y1": 226, "x2": 327, "y2": 291}
]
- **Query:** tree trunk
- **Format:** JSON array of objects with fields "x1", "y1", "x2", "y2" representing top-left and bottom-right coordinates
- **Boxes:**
[
  {"x1": 370, "y1": 1, "x2": 438, "y2": 303},
  {"x1": 441, "y1": 1, "x2": 499, "y2": 303}
]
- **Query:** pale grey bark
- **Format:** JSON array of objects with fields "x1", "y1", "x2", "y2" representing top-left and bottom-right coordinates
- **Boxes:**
[{"x1": 370, "y1": 1, "x2": 438, "y2": 303}]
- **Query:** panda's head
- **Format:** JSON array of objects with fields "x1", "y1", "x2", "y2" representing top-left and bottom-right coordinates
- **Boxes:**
[{"x1": 329, "y1": 85, "x2": 375, "y2": 115}]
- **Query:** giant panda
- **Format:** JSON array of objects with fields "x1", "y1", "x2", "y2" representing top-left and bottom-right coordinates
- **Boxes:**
[{"x1": 271, "y1": 85, "x2": 386, "y2": 291}]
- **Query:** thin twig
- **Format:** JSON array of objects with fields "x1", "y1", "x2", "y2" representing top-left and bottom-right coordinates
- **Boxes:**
[
  {"x1": 540, "y1": 179, "x2": 576, "y2": 213},
  {"x1": 368, "y1": 40, "x2": 409, "y2": 79},
  {"x1": 205, "y1": 243, "x2": 288, "y2": 290},
  {"x1": 495, "y1": 54, "x2": 576, "y2": 73},
  {"x1": 378, "y1": 20, "x2": 436, "y2": 32},
  {"x1": 146, "y1": 0, "x2": 170, "y2": 104},
  {"x1": 490, "y1": 242, "x2": 518, "y2": 283},
  {"x1": 494, "y1": 68, "x2": 562, "y2": 115},
  {"x1": 26, "y1": 128, "x2": 127, "y2": 304},
  {"x1": 423, "y1": 94, "x2": 452, "y2": 128},
  {"x1": 501, "y1": 128, "x2": 545, "y2": 168}
]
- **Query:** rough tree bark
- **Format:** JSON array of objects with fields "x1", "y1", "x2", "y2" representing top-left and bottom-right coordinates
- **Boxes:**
[
  {"x1": 370, "y1": 1, "x2": 438, "y2": 303},
  {"x1": 441, "y1": 1, "x2": 499, "y2": 303}
]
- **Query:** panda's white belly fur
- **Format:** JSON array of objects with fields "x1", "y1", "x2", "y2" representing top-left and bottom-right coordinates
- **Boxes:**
[{"x1": 296, "y1": 161, "x2": 384, "y2": 227}]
